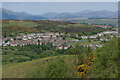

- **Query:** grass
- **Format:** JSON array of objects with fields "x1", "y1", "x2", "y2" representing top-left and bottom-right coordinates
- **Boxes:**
[
  {"x1": 3, "y1": 20, "x2": 38, "y2": 28},
  {"x1": 2, "y1": 20, "x2": 107, "y2": 36},
  {"x1": 66, "y1": 39, "x2": 101, "y2": 45},
  {"x1": 65, "y1": 37, "x2": 76, "y2": 42},
  {"x1": 69, "y1": 19, "x2": 117, "y2": 26},
  {"x1": 2, "y1": 55, "x2": 79, "y2": 78}
]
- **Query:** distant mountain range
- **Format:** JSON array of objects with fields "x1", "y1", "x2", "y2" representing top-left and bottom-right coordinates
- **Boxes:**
[
  {"x1": 1, "y1": 8, "x2": 47, "y2": 20},
  {"x1": 0, "y1": 8, "x2": 118, "y2": 20},
  {"x1": 42, "y1": 10, "x2": 118, "y2": 19}
]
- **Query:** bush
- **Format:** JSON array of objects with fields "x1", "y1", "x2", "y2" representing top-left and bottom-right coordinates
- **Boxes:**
[
  {"x1": 45, "y1": 58, "x2": 76, "y2": 78},
  {"x1": 87, "y1": 38, "x2": 119, "y2": 78}
]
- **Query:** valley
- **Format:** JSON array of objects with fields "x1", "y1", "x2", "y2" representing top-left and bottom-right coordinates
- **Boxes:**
[{"x1": 1, "y1": 19, "x2": 119, "y2": 78}]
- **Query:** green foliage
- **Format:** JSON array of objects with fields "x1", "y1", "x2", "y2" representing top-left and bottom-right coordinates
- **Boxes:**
[
  {"x1": 87, "y1": 38, "x2": 119, "y2": 78},
  {"x1": 56, "y1": 35, "x2": 59, "y2": 38},
  {"x1": 23, "y1": 56, "x2": 78, "y2": 78},
  {"x1": 82, "y1": 32, "x2": 88, "y2": 36},
  {"x1": 45, "y1": 58, "x2": 71, "y2": 78},
  {"x1": 18, "y1": 38, "x2": 22, "y2": 40},
  {"x1": 14, "y1": 38, "x2": 16, "y2": 40},
  {"x1": 2, "y1": 43, "x2": 73, "y2": 64},
  {"x1": 39, "y1": 50, "x2": 58, "y2": 58},
  {"x1": 3, "y1": 38, "x2": 118, "y2": 78},
  {"x1": 62, "y1": 35, "x2": 66, "y2": 40},
  {"x1": 71, "y1": 19, "x2": 117, "y2": 26},
  {"x1": 2, "y1": 20, "x2": 107, "y2": 37},
  {"x1": 5, "y1": 39, "x2": 10, "y2": 43},
  {"x1": 70, "y1": 33, "x2": 76, "y2": 38},
  {"x1": 96, "y1": 36, "x2": 101, "y2": 40},
  {"x1": 77, "y1": 36, "x2": 82, "y2": 40}
]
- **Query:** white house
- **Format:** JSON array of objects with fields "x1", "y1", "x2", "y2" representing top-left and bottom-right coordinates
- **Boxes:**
[
  {"x1": 16, "y1": 36, "x2": 21, "y2": 39},
  {"x1": 6, "y1": 41, "x2": 10, "y2": 45},
  {"x1": 64, "y1": 46, "x2": 69, "y2": 49},
  {"x1": 90, "y1": 35, "x2": 97, "y2": 38},
  {"x1": 3, "y1": 44, "x2": 7, "y2": 46},
  {"x1": 103, "y1": 31, "x2": 118, "y2": 34},
  {"x1": 58, "y1": 46, "x2": 63, "y2": 49},
  {"x1": 55, "y1": 33, "x2": 60, "y2": 36},
  {"x1": 10, "y1": 44, "x2": 17, "y2": 46},
  {"x1": 72, "y1": 40, "x2": 79, "y2": 42},
  {"x1": 10, "y1": 38, "x2": 14, "y2": 41},
  {"x1": 52, "y1": 36, "x2": 56, "y2": 38},
  {"x1": 28, "y1": 37, "x2": 32, "y2": 39},
  {"x1": 43, "y1": 36, "x2": 50, "y2": 38},
  {"x1": 97, "y1": 33, "x2": 103, "y2": 36},
  {"x1": 23, "y1": 37, "x2": 28, "y2": 40},
  {"x1": 81, "y1": 36, "x2": 88, "y2": 39}
]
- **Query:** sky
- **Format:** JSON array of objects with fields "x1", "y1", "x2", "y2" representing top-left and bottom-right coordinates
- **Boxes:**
[
  {"x1": 2, "y1": 2, "x2": 118, "y2": 15},
  {"x1": 2, "y1": 0, "x2": 120, "y2": 2}
]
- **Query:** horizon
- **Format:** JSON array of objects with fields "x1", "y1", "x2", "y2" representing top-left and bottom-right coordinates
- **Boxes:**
[
  {"x1": 2, "y1": 8, "x2": 118, "y2": 16},
  {"x1": 2, "y1": 2, "x2": 118, "y2": 15}
]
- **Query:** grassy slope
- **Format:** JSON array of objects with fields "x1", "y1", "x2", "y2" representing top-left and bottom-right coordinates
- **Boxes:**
[
  {"x1": 2, "y1": 20, "x2": 106, "y2": 37},
  {"x1": 2, "y1": 55, "x2": 78, "y2": 78},
  {"x1": 68, "y1": 19, "x2": 118, "y2": 26}
]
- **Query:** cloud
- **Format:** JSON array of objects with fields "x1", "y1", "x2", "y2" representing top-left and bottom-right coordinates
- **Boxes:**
[{"x1": 2, "y1": 0, "x2": 119, "y2": 2}]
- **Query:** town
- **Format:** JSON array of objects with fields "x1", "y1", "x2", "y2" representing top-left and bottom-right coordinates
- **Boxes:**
[{"x1": 1, "y1": 27, "x2": 118, "y2": 50}]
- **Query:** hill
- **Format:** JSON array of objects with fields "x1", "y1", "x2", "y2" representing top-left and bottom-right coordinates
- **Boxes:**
[
  {"x1": 42, "y1": 10, "x2": 117, "y2": 19},
  {"x1": 68, "y1": 19, "x2": 118, "y2": 26},
  {"x1": 2, "y1": 20, "x2": 107, "y2": 37},
  {"x1": 1, "y1": 8, "x2": 117, "y2": 20},
  {"x1": 2, "y1": 38, "x2": 119, "y2": 78},
  {"x1": 2, "y1": 55, "x2": 78, "y2": 78},
  {"x1": 86, "y1": 38, "x2": 119, "y2": 78},
  {"x1": 1, "y1": 8, "x2": 46, "y2": 20}
]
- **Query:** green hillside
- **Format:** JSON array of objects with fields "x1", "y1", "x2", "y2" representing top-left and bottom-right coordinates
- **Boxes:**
[
  {"x1": 67, "y1": 19, "x2": 118, "y2": 26},
  {"x1": 2, "y1": 38, "x2": 119, "y2": 78},
  {"x1": 2, "y1": 20, "x2": 107, "y2": 37},
  {"x1": 2, "y1": 55, "x2": 79, "y2": 78},
  {"x1": 86, "y1": 38, "x2": 119, "y2": 78}
]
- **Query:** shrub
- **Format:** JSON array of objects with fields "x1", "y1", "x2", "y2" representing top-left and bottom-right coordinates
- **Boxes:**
[{"x1": 45, "y1": 58, "x2": 76, "y2": 78}]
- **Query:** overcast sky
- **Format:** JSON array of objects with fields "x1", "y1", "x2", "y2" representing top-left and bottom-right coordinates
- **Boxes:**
[
  {"x1": 2, "y1": 2, "x2": 118, "y2": 15},
  {"x1": 2, "y1": 0, "x2": 120, "y2": 2}
]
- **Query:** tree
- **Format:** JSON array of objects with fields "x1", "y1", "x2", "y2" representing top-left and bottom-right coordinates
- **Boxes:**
[
  {"x1": 38, "y1": 39, "x2": 40, "y2": 48},
  {"x1": 87, "y1": 38, "x2": 119, "y2": 78},
  {"x1": 60, "y1": 35, "x2": 62, "y2": 37},
  {"x1": 70, "y1": 33, "x2": 76, "y2": 38},
  {"x1": 14, "y1": 38, "x2": 16, "y2": 40},
  {"x1": 96, "y1": 36, "x2": 101, "y2": 40},
  {"x1": 63, "y1": 37, "x2": 66, "y2": 40},
  {"x1": 78, "y1": 33, "x2": 81, "y2": 36},
  {"x1": 4, "y1": 33, "x2": 7, "y2": 38},
  {"x1": 56, "y1": 35, "x2": 59, "y2": 38},
  {"x1": 50, "y1": 35, "x2": 53, "y2": 38},
  {"x1": 18, "y1": 38, "x2": 22, "y2": 40},
  {"x1": 5, "y1": 39, "x2": 10, "y2": 43},
  {"x1": 9, "y1": 34, "x2": 13, "y2": 37},
  {"x1": 82, "y1": 32, "x2": 88, "y2": 36},
  {"x1": 87, "y1": 37, "x2": 91, "y2": 42},
  {"x1": 62, "y1": 35, "x2": 66, "y2": 40},
  {"x1": 78, "y1": 36, "x2": 82, "y2": 40}
]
